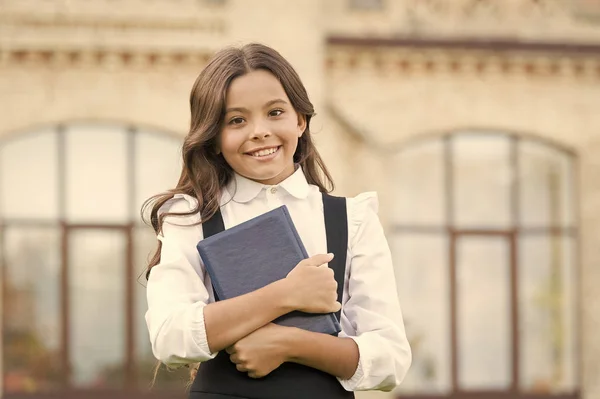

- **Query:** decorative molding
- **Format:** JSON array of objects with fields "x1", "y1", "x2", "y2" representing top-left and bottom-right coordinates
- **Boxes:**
[
  {"x1": 0, "y1": 2, "x2": 228, "y2": 55},
  {"x1": 405, "y1": 0, "x2": 564, "y2": 20},
  {"x1": 328, "y1": 36, "x2": 600, "y2": 55},
  {"x1": 0, "y1": 48, "x2": 213, "y2": 69},
  {"x1": 329, "y1": 0, "x2": 600, "y2": 44},
  {"x1": 3, "y1": 41, "x2": 599, "y2": 80},
  {"x1": 402, "y1": 0, "x2": 600, "y2": 26},
  {"x1": 0, "y1": 6, "x2": 228, "y2": 63},
  {"x1": 0, "y1": 13, "x2": 226, "y2": 33},
  {"x1": 326, "y1": 37, "x2": 600, "y2": 80}
]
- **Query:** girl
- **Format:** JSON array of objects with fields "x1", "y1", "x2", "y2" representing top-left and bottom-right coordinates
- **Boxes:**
[{"x1": 144, "y1": 43, "x2": 411, "y2": 399}]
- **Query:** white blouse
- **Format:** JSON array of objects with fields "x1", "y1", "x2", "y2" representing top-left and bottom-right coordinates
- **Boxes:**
[{"x1": 145, "y1": 166, "x2": 412, "y2": 392}]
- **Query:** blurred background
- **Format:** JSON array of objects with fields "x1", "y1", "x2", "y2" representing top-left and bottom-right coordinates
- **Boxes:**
[{"x1": 1, "y1": 0, "x2": 600, "y2": 398}]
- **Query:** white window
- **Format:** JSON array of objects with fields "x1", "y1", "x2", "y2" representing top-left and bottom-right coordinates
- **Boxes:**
[
  {"x1": 0, "y1": 123, "x2": 190, "y2": 396},
  {"x1": 392, "y1": 132, "x2": 578, "y2": 398}
]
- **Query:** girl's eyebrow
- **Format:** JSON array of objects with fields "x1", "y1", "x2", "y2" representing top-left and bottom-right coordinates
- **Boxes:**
[
  {"x1": 264, "y1": 98, "x2": 288, "y2": 107},
  {"x1": 225, "y1": 98, "x2": 288, "y2": 114}
]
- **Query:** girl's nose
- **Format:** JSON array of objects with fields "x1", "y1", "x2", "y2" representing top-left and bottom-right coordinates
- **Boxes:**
[{"x1": 250, "y1": 128, "x2": 271, "y2": 141}]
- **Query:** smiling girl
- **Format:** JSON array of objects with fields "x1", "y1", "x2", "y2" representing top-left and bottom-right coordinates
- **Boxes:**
[{"x1": 143, "y1": 43, "x2": 411, "y2": 399}]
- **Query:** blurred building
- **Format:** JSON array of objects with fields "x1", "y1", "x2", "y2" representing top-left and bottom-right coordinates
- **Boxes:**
[{"x1": 1, "y1": 0, "x2": 600, "y2": 398}]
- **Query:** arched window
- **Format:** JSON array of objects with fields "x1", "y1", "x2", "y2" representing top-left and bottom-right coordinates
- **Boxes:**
[
  {"x1": 0, "y1": 123, "x2": 191, "y2": 397},
  {"x1": 392, "y1": 132, "x2": 578, "y2": 398}
]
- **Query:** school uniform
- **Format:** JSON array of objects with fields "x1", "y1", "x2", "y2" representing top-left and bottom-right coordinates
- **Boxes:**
[{"x1": 145, "y1": 166, "x2": 412, "y2": 398}]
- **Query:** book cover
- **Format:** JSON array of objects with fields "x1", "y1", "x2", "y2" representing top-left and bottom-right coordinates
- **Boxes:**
[{"x1": 196, "y1": 205, "x2": 341, "y2": 335}]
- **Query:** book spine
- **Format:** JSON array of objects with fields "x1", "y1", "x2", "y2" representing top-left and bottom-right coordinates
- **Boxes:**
[{"x1": 197, "y1": 246, "x2": 227, "y2": 300}]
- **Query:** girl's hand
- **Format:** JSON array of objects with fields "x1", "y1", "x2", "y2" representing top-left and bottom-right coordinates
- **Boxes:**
[
  {"x1": 226, "y1": 323, "x2": 290, "y2": 378},
  {"x1": 285, "y1": 253, "x2": 341, "y2": 314}
]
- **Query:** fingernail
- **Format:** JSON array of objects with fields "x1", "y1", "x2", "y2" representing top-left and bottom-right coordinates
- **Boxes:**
[{"x1": 327, "y1": 253, "x2": 334, "y2": 259}]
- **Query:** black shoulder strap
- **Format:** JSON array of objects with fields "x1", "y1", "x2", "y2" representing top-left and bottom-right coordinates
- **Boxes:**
[
  {"x1": 202, "y1": 209, "x2": 225, "y2": 301},
  {"x1": 202, "y1": 208, "x2": 225, "y2": 238},
  {"x1": 201, "y1": 196, "x2": 348, "y2": 322},
  {"x1": 321, "y1": 193, "x2": 348, "y2": 323}
]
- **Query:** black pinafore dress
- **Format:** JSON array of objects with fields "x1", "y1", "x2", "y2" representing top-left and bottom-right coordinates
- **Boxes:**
[{"x1": 189, "y1": 193, "x2": 356, "y2": 399}]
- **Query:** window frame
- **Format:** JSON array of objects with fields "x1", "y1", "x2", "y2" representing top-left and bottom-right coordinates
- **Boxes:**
[
  {"x1": 0, "y1": 123, "x2": 186, "y2": 398},
  {"x1": 391, "y1": 131, "x2": 580, "y2": 399}
]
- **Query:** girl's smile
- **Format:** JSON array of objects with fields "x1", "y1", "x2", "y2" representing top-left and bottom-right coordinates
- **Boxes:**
[{"x1": 245, "y1": 145, "x2": 282, "y2": 160}]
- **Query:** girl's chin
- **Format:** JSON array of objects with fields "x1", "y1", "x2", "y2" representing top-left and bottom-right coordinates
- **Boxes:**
[{"x1": 240, "y1": 165, "x2": 296, "y2": 185}]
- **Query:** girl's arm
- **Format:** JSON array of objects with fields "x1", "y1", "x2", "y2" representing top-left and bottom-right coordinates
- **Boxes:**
[
  {"x1": 146, "y1": 195, "x2": 340, "y2": 366},
  {"x1": 228, "y1": 194, "x2": 411, "y2": 390},
  {"x1": 203, "y1": 253, "x2": 339, "y2": 353},
  {"x1": 284, "y1": 328, "x2": 359, "y2": 380},
  {"x1": 225, "y1": 323, "x2": 358, "y2": 379},
  {"x1": 328, "y1": 193, "x2": 412, "y2": 391}
]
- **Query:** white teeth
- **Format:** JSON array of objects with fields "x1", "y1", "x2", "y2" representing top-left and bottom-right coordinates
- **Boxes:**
[{"x1": 251, "y1": 147, "x2": 278, "y2": 157}]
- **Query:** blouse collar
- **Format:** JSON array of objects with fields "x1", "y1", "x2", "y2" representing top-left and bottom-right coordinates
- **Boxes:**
[{"x1": 224, "y1": 165, "x2": 310, "y2": 203}]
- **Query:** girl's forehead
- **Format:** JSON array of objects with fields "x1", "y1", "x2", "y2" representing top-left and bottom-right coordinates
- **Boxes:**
[{"x1": 225, "y1": 70, "x2": 288, "y2": 105}]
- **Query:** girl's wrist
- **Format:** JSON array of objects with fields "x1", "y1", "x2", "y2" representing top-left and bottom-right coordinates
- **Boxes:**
[
  {"x1": 280, "y1": 326, "x2": 304, "y2": 362},
  {"x1": 271, "y1": 278, "x2": 298, "y2": 314}
]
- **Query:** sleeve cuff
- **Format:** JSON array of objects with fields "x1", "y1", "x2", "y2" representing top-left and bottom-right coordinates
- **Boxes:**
[
  {"x1": 190, "y1": 304, "x2": 218, "y2": 359},
  {"x1": 337, "y1": 335, "x2": 369, "y2": 391}
]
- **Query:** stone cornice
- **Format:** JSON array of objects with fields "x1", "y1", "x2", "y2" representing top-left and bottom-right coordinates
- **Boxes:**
[
  {"x1": 327, "y1": 37, "x2": 600, "y2": 80},
  {"x1": 328, "y1": 36, "x2": 600, "y2": 56},
  {"x1": 0, "y1": 2, "x2": 228, "y2": 52},
  {"x1": 0, "y1": 12, "x2": 226, "y2": 33},
  {"x1": 328, "y1": 0, "x2": 600, "y2": 42},
  {"x1": 0, "y1": 48, "x2": 213, "y2": 69},
  {"x1": 399, "y1": 0, "x2": 600, "y2": 27}
]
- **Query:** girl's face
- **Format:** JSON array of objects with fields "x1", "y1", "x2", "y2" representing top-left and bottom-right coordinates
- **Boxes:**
[{"x1": 219, "y1": 69, "x2": 306, "y2": 186}]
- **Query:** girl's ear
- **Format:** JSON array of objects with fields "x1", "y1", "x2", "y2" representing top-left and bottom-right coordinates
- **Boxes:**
[{"x1": 297, "y1": 114, "x2": 307, "y2": 138}]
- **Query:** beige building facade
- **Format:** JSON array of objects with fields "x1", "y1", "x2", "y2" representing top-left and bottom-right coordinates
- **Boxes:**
[{"x1": 1, "y1": 1, "x2": 599, "y2": 398}]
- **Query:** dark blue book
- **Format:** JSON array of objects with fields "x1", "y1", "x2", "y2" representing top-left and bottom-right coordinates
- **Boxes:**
[{"x1": 196, "y1": 205, "x2": 341, "y2": 335}]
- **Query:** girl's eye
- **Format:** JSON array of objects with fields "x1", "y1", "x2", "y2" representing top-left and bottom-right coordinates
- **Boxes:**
[
  {"x1": 269, "y1": 109, "x2": 284, "y2": 117},
  {"x1": 229, "y1": 117, "x2": 244, "y2": 125}
]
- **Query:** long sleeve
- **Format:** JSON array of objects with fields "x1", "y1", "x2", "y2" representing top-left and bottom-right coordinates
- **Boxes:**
[
  {"x1": 337, "y1": 192, "x2": 412, "y2": 391},
  {"x1": 144, "y1": 194, "x2": 217, "y2": 367}
]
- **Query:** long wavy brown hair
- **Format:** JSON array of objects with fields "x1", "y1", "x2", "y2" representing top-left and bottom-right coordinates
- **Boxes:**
[{"x1": 142, "y1": 43, "x2": 334, "y2": 280}]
